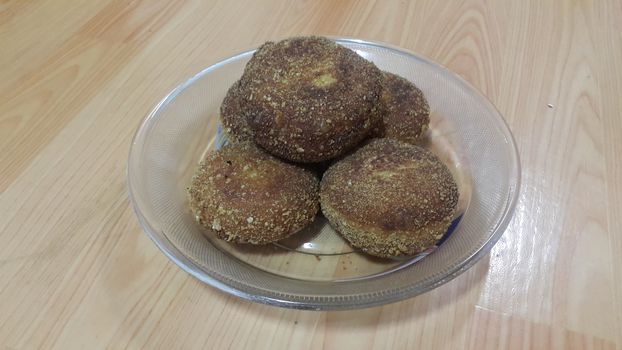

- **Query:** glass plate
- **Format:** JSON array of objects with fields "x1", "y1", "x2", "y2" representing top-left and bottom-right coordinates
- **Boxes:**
[{"x1": 127, "y1": 38, "x2": 520, "y2": 310}]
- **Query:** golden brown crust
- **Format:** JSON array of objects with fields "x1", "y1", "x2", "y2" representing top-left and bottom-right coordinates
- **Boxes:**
[
  {"x1": 374, "y1": 72, "x2": 430, "y2": 144},
  {"x1": 320, "y1": 138, "x2": 458, "y2": 257},
  {"x1": 239, "y1": 36, "x2": 383, "y2": 163},
  {"x1": 220, "y1": 80, "x2": 253, "y2": 143},
  {"x1": 188, "y1": 143, "x2": 320, "y2": 244}
]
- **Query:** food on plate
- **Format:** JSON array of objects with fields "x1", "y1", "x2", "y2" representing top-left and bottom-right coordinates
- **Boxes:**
[
  {"x1": 374, "y1": 72, "x2": 430, "y2": 144},
  {"x1": 201, "y1": 36, "x2": 457, "y2": 258},
  {"x1": 188, "y1": 143, "x2": 319, "y2": 244},
  {"x1": 237, "y1": 36, "x2": 383, "y2": 163},
  {"x1": 220, "y1": 80, "x2": 253, "y2": 143},
  {"x1": 319, "y1": 138, "x2": 458, "y2": 258}
]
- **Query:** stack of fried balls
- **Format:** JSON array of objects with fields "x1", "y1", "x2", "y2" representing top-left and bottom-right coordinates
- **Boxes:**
[{"x1": 188, "y1": 36, "x2": 458, "y2": 258}]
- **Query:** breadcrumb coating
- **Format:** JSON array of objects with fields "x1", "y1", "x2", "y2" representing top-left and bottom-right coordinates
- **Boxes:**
[
  {"x1": 188, "y1": 143, "x2": 320, "y2": 244},
  {"x1": 320, "y1": 138, "x2": 458, "y2": 257}
]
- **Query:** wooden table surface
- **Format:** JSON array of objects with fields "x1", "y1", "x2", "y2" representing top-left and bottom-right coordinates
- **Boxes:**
[{"x1": 2, "y1": 1, "x2": 622, "y2": 349}]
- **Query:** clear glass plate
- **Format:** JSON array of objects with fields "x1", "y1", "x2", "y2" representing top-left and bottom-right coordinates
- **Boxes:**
[{"x1": 127, "y1": 38, "x2": 520, "y2": 310}]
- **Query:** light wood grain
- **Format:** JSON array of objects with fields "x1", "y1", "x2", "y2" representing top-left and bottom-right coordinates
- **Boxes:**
[{"x1": 1, "y1": 0, "x2": 622, "y2": 349}]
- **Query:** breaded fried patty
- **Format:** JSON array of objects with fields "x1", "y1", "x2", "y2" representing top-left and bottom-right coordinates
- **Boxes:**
[
  {"x1": 239, "y1": 36, "x2": 383, "y2": 163},
  {"x1": 188, "y1": 143, "x2": 319, "y2": 244},
  {"x1": 220, "y1": 80, "x2": 252, "y2": 143},
  {"x1": 320, "y1": 138, "x2": 458, "y2": 258},
  {"x1": 375, "y1": 72, "x2": 430, "y2": 144}
]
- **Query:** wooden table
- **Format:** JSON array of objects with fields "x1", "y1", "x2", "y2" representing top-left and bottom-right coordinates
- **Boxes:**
[{"x1": 2, "y1": 1, "x2": 621, "y2": 349}]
